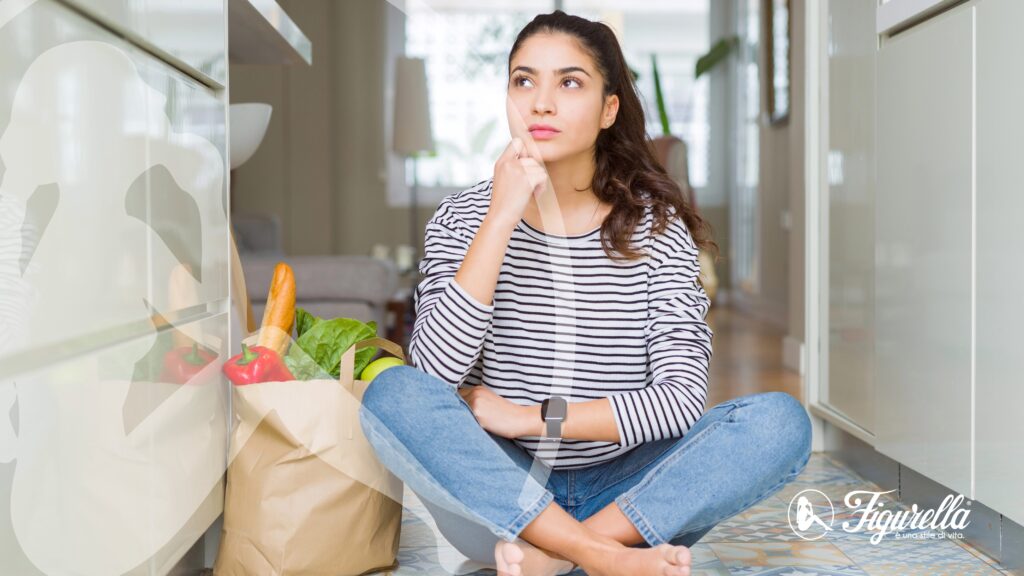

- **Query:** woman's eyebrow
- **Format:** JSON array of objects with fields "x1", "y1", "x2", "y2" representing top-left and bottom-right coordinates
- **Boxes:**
[{"x1": 511, "y1": 65, "x2": 592, "y2": 78}]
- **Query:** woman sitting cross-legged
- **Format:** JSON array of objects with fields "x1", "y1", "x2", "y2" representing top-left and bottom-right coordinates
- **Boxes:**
[{"x1": 360, "y1": 10, "x2": 812, "y2": 576}]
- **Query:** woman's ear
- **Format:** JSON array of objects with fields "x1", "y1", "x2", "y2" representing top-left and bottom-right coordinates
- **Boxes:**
[{"x1": 602, "y1": 94, "x2": 620, "y2": 129}]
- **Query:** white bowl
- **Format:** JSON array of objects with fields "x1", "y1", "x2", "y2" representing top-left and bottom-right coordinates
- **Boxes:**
[{"x1": 229, "y1": 103, "x2": 273, "y2": 170}]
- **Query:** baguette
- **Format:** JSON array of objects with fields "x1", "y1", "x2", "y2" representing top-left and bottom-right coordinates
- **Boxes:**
[{"x1": 257, "y1": 262, "x2": 296, "y2": 355}]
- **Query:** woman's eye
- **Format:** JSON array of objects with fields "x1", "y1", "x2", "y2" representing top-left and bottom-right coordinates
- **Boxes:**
[{"x1": 511, "y1": 76, "x2": 582, "y2": 89}]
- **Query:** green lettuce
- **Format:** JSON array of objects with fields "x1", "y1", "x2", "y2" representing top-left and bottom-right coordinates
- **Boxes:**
[{"x1": 284, "y1": 307, "x2": 379, "y2": 380}]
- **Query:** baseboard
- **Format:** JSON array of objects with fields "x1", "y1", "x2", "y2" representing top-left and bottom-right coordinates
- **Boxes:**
[
  {"x1": 821, "y1": 419, "x2": 898, "y2": 497},
  {"x1": 823, "y1": 421, "x2": 1022, "y2": 572}
]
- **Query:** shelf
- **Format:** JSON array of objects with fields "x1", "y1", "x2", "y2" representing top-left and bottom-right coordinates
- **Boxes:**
[
  {"x1": 229, "y1": 0, "x2": 312, "y2": 66},
  {"x1": 877, "y1": 0, "x2": 963, "y2": 36}
]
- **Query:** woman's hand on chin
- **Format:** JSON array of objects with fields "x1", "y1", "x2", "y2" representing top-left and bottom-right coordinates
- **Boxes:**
[{"x1": 458, "y1": 385, "x2": 540, "y2": 439}]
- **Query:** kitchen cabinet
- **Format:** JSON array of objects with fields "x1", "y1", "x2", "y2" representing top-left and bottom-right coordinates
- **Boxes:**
[
  {"x1": 0, "y1": 0, "x2": 229, "y2": 371},
  {"x1": 823, "y1": 0, "x2": 879, "y2": 436},
  {"x1": 875, "y1": 2, "x2": 974, "y2": 498},
  {"x1": 820, "y1": 0, "x2": 1024, "y2": 537},
  {"x1": 0, "y1": 310, "x2": 229, "y2": 575},
  {"x1": 975, "y1": 0, "x2": 1024, "y2": 527},
  {"x1": 0, "y1": 0, "x2": 230, "y2": 573}
]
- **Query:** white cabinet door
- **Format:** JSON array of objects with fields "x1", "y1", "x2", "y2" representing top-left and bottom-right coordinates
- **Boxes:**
[
  {"x1": 825, "y1": 0, "x2": 879, "y2": 435},
  {"x1": 975, "y1": 0, "x2": 1024, "y2": 527},
  {"x1": 0, "y1": 0, "x2": 228, "y2": 371},
  {"x1": 132, "y1": 56, "x2": 230, "y2": 322},
  {"x1": 0, "y1": 312, "x2": 229, "y2": 575},
  {"x1": 875, "y1": 3, "x2": 975, "y2": 497},
  {"x1": 0, "y1": 1, "x2": 229, "y2": 574}
]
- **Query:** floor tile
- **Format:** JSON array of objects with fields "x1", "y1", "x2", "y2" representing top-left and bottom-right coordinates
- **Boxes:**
[
  {"x1": 955, "y1": 538, "x2": 1018, "y2": 573},
  {"x1": 381, "y1": 453, "x2": 1008, "y2": 575},
  {"x1": 708, "y1": 541, "x2": 859, "y2": 569},
  {"x1": 791, "y1": 462, "x2": 865, "y2": 486},
  {"x1": 688, "y1": 543, "x2": 732, "y2": 576},
  {"x1": 703, "y1": 519, "x2": 809, "y2": 543},
  {"x1": 400, "y1": 517, "x2": 444, "y2": 549},
  {"x1": 856, "y1": 563, "x2": 1003, "y2": 575},
  {"x1": 773, "y1": 482, "x2": 899, "y2": 512},
  {"x1": 830, "y1": 534, "x2": 988, "y2": 566},
  {"x1": 730, "y1": 498, "x2": 792, "y2": 522},
  {"x1": 727, "y1": 568, "x2": 868, "y2": 575}
]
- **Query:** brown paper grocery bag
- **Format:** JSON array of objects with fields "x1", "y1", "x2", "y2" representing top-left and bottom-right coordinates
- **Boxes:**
[{"x1": 214, "y1": 337, "x2": 406, "y2": 576}]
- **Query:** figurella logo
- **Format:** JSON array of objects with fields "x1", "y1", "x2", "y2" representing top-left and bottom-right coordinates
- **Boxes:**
[
  {"x1": 787, "y1": 489, "x2": 972, "y2": 544},
  {"x1": 787, "y1": 490, "x2": 834, "y2": 541}
]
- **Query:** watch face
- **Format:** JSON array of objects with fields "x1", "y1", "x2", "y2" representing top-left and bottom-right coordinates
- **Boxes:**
[{"x1": 543, "y1": 396, "x2": 567, "y2": 420}]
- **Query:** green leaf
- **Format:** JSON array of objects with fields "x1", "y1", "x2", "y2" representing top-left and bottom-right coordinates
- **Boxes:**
[
  {"x1": 695, "y1": 36, "x2": 740, "y2": 80},
  {"x1": 295, "y1": 307, "x2": 322, "y2": 339},
  {"x1": 284, "y1": 342, "x2": 331, "y2": 380},
  {"x1": 651, "y1": 54, "x2": 671, "y2": 136},
  {"x1": 293, "y1": 317, "x2": 378, "y2": 380}
]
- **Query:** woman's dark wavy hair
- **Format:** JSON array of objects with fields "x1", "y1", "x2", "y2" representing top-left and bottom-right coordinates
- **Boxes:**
[{"x1": 508, "y1": 10, "x2": 719, "y2": 266}]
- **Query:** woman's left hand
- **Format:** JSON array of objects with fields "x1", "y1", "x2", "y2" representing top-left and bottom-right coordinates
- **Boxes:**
[{"x1": 458, "y1": 385, "x2": 538, "y2": 439}]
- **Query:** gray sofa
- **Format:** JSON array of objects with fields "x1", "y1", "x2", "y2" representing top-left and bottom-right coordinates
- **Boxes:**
[{"x1": 233, "y1": 213, "x2": 400, "y2": 336}]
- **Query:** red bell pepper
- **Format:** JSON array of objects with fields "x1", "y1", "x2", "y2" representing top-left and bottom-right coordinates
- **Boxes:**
[
  {"x1": 161, "y1": 342, "x2": 217, "y2": 384},
  {"x1": 223, "y1": 343, "x2": 295, "y2": 385}
]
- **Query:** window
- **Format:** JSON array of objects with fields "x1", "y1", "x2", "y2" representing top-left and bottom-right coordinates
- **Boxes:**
[
  {"x1": 391, "y1": 0, "x2": 710, "y2": 206},
  {"x1": 564, "y1": 0, "x2": 710, "y2": 188},
  {"x1": 731, "y1": 0, "x2": 760, "y2": 294}
]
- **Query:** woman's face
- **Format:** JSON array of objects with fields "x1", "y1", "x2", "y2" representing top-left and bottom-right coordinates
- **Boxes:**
[{"x1": 506, "y1": 32, "x2": 619, "y2": 164}]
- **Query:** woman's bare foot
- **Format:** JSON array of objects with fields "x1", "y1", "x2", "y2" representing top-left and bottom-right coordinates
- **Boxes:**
[
  {"x1": 495, "y1": 536, "x2": 692, "y2": 576},
  {"x1": 584, "y1": 543, "x2": 692, "y2": 576},
  {"x1": 495, "y1": 539, "x2": 576, "y2": 576}
]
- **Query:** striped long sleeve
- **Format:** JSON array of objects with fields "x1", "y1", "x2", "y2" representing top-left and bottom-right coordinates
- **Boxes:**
[
  {"x1": 608, "y1": 231, "x2": 714, "y2": 448},
  {"x1": 404, "y1": 178, "x2": 716, "y2": 469},
  {"x1": 407, "y1": 198, "x2": 494, "y2": 388}
]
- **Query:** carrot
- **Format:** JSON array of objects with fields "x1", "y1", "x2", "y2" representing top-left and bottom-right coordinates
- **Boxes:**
[{"x1": 257, "y1": 262, "x2": 296, "y2": 356}]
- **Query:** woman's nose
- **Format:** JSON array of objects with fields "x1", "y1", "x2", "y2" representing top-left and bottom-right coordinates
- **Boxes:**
[{"x1": 533, "y1": 87, "x2": 555, "y2": 115}]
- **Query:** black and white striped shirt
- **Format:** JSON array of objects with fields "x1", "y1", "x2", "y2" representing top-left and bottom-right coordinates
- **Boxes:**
[{"x1": 409, "y1": 178, "x2": 713, "y2": 470}]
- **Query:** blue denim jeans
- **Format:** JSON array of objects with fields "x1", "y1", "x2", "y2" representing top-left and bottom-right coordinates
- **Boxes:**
[{"x1": 359, "y1": 365, "x2": 812, "y2": 564}]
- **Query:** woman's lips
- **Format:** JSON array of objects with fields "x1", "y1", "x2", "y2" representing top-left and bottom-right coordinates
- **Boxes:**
[{"x1": 529, "y1": 128, "x2": 560, "y2": 140}]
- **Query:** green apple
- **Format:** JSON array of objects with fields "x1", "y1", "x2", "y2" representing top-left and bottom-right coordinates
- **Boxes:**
[{"x1": 359, "y1": 356, "x2": 405, "y2": 382}]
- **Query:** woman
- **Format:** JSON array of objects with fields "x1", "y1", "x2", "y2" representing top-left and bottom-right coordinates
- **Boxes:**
[{"x1": 360, "y1": 10, "x2": 812, "y2": 576}]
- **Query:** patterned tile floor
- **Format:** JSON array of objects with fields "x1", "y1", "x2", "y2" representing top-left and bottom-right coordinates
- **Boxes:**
[{"x1": 380, "y1": 452, "x2": 1018, "y2": 575}]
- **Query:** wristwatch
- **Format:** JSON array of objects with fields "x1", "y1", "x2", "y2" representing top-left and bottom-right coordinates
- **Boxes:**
[
  {"x1": 516, "y1": 396, "x2": 566, "y2": 509},
  {"x1": 540, "y1": 396, "x2": 568, "y2": 439}
]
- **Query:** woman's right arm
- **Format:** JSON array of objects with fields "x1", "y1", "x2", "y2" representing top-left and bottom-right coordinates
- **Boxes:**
[
  {"x1": 451, "y1": 216, "x2": 516, "y2": 309},
  {"x1": 406, "y1": 205, "x2": 500, "y2": 388},
  {"x1": 409, "y1": 138, "x2": 546, "y2": 387},
  {"x1": 458, "y1": 137, "x2": 547, "y2": 307}
]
